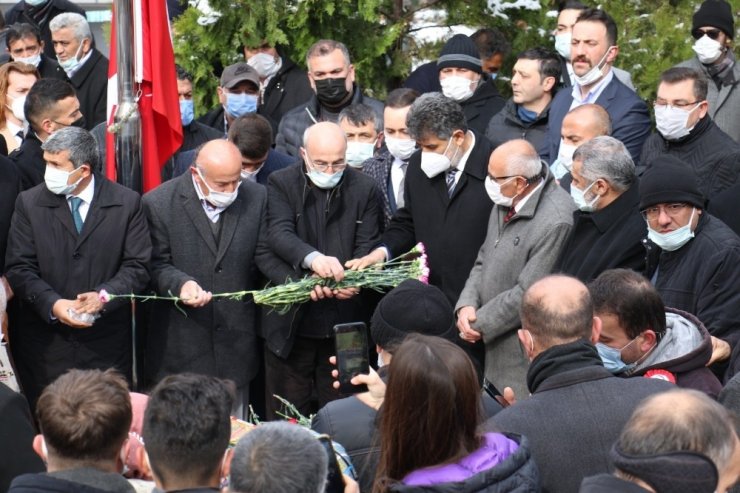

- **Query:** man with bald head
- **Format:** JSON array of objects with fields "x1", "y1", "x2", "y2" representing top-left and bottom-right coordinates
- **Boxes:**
[
  {"x1": 487, "y1": 274, "x2": 674, "y2": 493},
  {"x1": 142, "y1": 138, "x2": 267, "y2": 418},
  {"x1": 550, "y1": 103, "x2": 611, "y2": 180},
  {"x1": 455, "y1": 138, "x2": 575, "y2": 398},
  {"x1": 582, "y1": 389, "x2": 740, "y2": 492},
  {"x1": 256, "y1": 121, "x2": 381, "y2": 419}
]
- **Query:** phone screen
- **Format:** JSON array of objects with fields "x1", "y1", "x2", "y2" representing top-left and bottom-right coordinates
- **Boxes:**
[{"x1": 334, "y1": 323, "x2": 369, "y2": 393}]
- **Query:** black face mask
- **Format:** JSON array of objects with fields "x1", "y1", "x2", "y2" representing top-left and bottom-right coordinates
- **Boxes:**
[
  {"x1": 314, "y1": 77, "x2": 351, "y2": 106},
  {"x1": 69, "y1": 115, "x2": 86, "y2": 129}
]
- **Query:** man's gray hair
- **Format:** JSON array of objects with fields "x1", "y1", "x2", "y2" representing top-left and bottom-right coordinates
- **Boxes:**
[
  {"x1": 229, "y1": 422, "x2": 328, "y2": 493},
  {"x1": 49, "y1": 13, "x2": 92, "y2": 42},
  {"x1": 42, "y1": 127, "x2": 99, "y2": 171},
  {"x1": 573, "y1": 136, "x2": 635, "y2": 193},
  {"x1": 406, "y1": 92, "x2": 467, "y2": 141},
  {"x1": 306, "y1": 39, "x2": 351, "y2": 70}
]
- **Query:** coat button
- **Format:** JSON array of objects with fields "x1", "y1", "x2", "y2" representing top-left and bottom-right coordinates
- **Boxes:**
[
  {"x1": 215, "y1": 265, "x2": 223, "y2": 273},
  {"x1": 73, "y1": 252, "x2": 81, "y2": 259}
]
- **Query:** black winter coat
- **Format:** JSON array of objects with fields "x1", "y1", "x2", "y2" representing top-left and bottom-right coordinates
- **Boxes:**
[
  {"x1": 10, "y1": 132, "x2": 44, "y2": 191},
  {"x1": 69, "y1": 49, "x2": 109, "y2": 130},
  {"x1": 555, "y1": 184, "x2": 645, "y2": 282},
  {"x1": 259, "y1": 54, "x2": 314, "y2": 127},
  {"x1": 382, "y1": 133, "x2": 494, "y2": 305},
  {"x1": 255, "y1": 165, "x2": 382, "y2": 357},
  {"x1": 485, "y1": 99, "x2": 551, "y2": 161},
  {"x1": 645, "y1": 213, "x2": 740, "y2": 348},
  {"x1": 275, "y1": 87, "x2": 385, "y2": 157},
  {"x1": 638, "y1": 116, "x2": 740, "y2": 198},
  {"x1": 461, "y1": 79, "x2": 505, "y2": 136}
]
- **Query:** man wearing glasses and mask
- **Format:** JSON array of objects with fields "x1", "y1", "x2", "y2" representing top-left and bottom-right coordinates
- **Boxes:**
[
  {"x1": 256, "y1": 121, "x2": 381, "y2": 420},
  {"x1": 640, "y1": 155, "x2": 740, "y2": 379},
  {"x1": 676, "y1": 0, "x2": 739, "y2": 143},
  {"x1": 639, "y1": 67, "x2": 740, "y2": 197}
]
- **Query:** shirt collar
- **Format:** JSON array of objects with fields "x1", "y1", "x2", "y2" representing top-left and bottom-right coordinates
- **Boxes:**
[
  {"x1": 514, "y1": 178, "x2": 544, "y2": 213},
  {"x1": 67, "y1": 174, "x2": 95, "y2": 203},
  {"x1": 454, "y1": 130, "x2": 475, "y2": 174}
]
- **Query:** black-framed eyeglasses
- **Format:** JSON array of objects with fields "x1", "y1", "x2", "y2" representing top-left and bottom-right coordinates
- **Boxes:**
[
  {"x1": 692, "y1": 28, "x2": 722, "y2": 40},
  {"x1": 487, "y1": 174, "x2": 519, "y2": 183},
  {"x1": 653, "y1": 100, "x2": 701, "y2": 111},
  {"x1": 640, "y1": 203, "x2": 690, "y2": 222}
]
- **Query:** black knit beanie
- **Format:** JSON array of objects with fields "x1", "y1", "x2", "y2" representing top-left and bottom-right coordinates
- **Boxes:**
[
  {"x1": 437, "y1": 34, "x2": 483, "y2": 74},
  {"x1": 638, "y1": 156, "x2": 705, "y2": 210},
  {"x1": 370, "y1": 279, "x2": 456, "y2": 350},
  {"x1": 692, "y1": 0, "x2": 734, "y2": 39}
]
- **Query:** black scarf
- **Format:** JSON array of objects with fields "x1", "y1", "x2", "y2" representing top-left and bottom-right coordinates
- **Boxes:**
[
  {"x1": 526, "y1": 338, "x2": 603, "y2": 393},
  {"x1": 705, "y1": 50, "x2": 736, "y2": 89}
]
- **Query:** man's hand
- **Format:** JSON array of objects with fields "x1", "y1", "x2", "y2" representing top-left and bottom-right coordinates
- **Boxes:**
[
  {"x1": 179, "y1": 280, "x2": 212, "y2": 307},
  {"x1": 329, "y1": 356, "x2": 386, "y2": 408},
  {"x1": 345, "y1": 248, "x2": 386, "y2": 271},
  {"x1": 75, "y1": 291, "x2": 103, "y2": 314},
  {"x1": 343, "y1": 474, "x2": 360, "y2": 493},
  {"x1": 311, "y1": 255, "x2": 345, "y2": 282},
  {"x1": 457, "y1": 306, "x2": 482, "y2": 342},
  {"x1": 310, "y1": 285, "x2": 335, "y2": 302},
  {"x1": 1, "y1": 276, "x2": 13, "y2": 301},
  {"x1": 333, "y1": 287, "x2": 359, "y2": 300},
  {"x1": 52, "y1": 299, "x2": 93, "y2": 328},
  {"x1": 707, "y1": 336, "x2": 731, "y2": 366}
]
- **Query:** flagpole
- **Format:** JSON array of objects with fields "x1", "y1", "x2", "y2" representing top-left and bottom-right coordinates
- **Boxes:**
[{"x1": 114, "y1": 0, "x2": 142, "y2": 194}]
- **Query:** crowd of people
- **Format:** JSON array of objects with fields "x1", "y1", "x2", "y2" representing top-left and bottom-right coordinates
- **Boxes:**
[{"x1": 0, "y1": 0, "x2": 739, "y2": 491}]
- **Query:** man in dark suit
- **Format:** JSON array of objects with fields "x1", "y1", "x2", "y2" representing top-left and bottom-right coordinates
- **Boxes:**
[
  {"x1": 362, "y1": 88, "x2": 419, "y2": 228},
  {"x1": 4, "y1": 127, "x2": 151, "y2": 410},
  {"x1": 50, "y1": 13, "x2": 107, "y2": 130},
  {"x1": 11, "y1": 78, "x2": 82, "y2": 190},
  {"x1": 256, "y1": 121, "x2": 381, "y2": 419},
  {"x1": 171, "y1": 113, "x2": 295, "y2": 184},
  {"x1": 488, "y1": 275, "x2": 674, "y2": 493},
  {"x1": 143, "y1": 139, "x2": 266, "y2": 418},
  {"x1": 546, "y1": 8, "x2": 650, "y2": 166}
]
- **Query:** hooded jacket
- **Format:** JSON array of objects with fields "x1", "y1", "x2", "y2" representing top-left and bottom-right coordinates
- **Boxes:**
[
  {"x1": 626, "y1": 309, "x2": 722, "y2": 398},
  {"x1": 485, "y1": 99, "x2": 551, "y2": 161},
  {"x1": 389, "y1": 433, "x2": 540, "y2": 493}
]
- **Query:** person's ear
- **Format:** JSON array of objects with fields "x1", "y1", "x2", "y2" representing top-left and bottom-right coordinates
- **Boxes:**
[
  {"x1": 347, "y1": 64, "x2": 356, "y2": 85},
  {"x1": 591, "y1": 316, "x2": 602, "y2": 344},
  {"x1": 40, "y1": 118, "x2": 54, "y2": 136},
  {"x1": 640, "y1": 330, "x2": 657, "y2": 351},
  {"x1": 376, "y1": 131, "x2": 384, "y2": 149},
  {"x1": 542, "y1": 75, "x2": 556, "y2": 93},
  {"x1": 452, "y1": 129, "x2": 466, "y2": 147},
  {"x1": 136, "y1": 447, "x2": 154, "y2": 482},
  {"x1": 517, "y1": 329, "x2": 534, "y2": 360},
  {"x1": 697, "y1": 100, "x2": 709, "y2": 120},
  {"x1": 220, "y1": 448, "x2": 234, "y2": 481},
  {"x1": 33, "y1": 435, "x2": 48, "y2": 462},
  {"x1": 217, "y1": 86, "x2": 226, "y2": 105},
  {"x1": 593, "y1": 178, "x2": 609, "y2": 197}
]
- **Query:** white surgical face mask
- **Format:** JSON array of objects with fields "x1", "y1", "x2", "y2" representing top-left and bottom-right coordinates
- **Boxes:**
[
  {"x1": 58, "y1": 41, "x2": 85, "y2": 74},
  {"x1": 384, "y1": 136, "x2": 416, "y2": 161},
  {"x1": 550, "y1": 141, "x2": 577, "y2": 179},
  {"x1": 15, "y1": 53, "x2": 41, "y2": 67},
  {"x1": 420, "y1": 137, "x2": 458, "y2": 178},
  {"x1": 240, "y1": 163, "x2": 264, "y2": 182},
  {"x1": 7, "y1": 94, "x2": 27, "y2": 122},
  {"x1": 45, "y1": 165, "x2": 83, "y2": 195},
  {"x1": 440, "y1": 75, "x2": 476, "y2": 102},
  {"x1": 345, "y1": 141, "x2": 376, "y2": 168},
  {"x1": 554, "y1": 32, "x2": 571, "y2": 59},
  {"x1": 485, "y1": 176, "x2": 517, "y2": 207},
  {"x1": 570, "y1": 180, "x2": 600, "y2": 212},
  {"x1": 647, "y1": 208, "x2": 696, "y2": 252},
  {"x1": 196, "y1": 168, "x2": 240, "y2": 208},
  {"x1": 655, "y1": 103, "x2": 700, "y2": 141},
  {"x1": 574, "y1": 46, "x2": 614, "y2": 87},
  {"x1": 692, "y1": 35, "x2": 724, "y2": 64},
  {"x1": 248, "y1": 52, "x2": 280, "y2": 79}
]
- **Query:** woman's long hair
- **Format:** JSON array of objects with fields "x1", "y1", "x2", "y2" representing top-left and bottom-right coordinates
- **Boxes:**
[{"x1": 373, "y1": 334, "x2": 484, "y2": 492}]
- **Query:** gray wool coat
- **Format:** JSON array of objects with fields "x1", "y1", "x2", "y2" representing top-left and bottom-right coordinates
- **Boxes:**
[
  {"x1": 677, "y1": 57, "x2": 740, "y2": 143},
  {"x1": 455, "y1": 166, "x2": 576, "y2": 398},
  {"x1": 142, "y1": 173, "x2": 267, "y2": 387}
]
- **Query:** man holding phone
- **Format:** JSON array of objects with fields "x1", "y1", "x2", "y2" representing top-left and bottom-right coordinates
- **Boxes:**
[{"x1": 256, "y1": 121, "x2": 382, "y2": 420}]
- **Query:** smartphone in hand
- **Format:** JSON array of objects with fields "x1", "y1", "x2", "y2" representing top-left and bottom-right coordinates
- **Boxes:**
[{"x1": 334, "y1": 322, "x2": 370, "y2": 394}]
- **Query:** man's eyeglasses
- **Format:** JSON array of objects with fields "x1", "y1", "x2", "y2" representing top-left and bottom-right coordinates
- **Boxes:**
[
  {"x1": 653, "y1": 100, "x2": 701, "y2": 111},
  {"x1": 692, "y1": 28, "x2": 722, "y2": 40},
  {"x1": 641, "y1": 203, "x2": 690, "y2": 222},
  {"x1": 308, "y1": 159, "x2": 347, "y2": 173}
]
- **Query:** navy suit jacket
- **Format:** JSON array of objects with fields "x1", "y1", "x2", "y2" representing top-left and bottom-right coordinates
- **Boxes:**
[
  {"x1": 172, "y1": 148, "x2": 296, "y2": 184},
  {"x1": 546, "y1": 73, "x2": 651, "y2": 166}
]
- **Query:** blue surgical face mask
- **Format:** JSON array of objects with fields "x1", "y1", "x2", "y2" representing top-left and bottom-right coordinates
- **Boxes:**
[
  {"x1": 307, "y1": 169, "x2": 343, "y2": 189},
  {"x1": 225, "y1": 92, "x2": 258, "y2": 118},
  {"x1": 596, "y1": 339, "x2": 638, "y2": 374},
  {"x1": 647, "y1": 208, "x2": 696, "y2": 252},
  {"x1": 180, "y1": 99, "x2": 194, "y2": 126}
]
